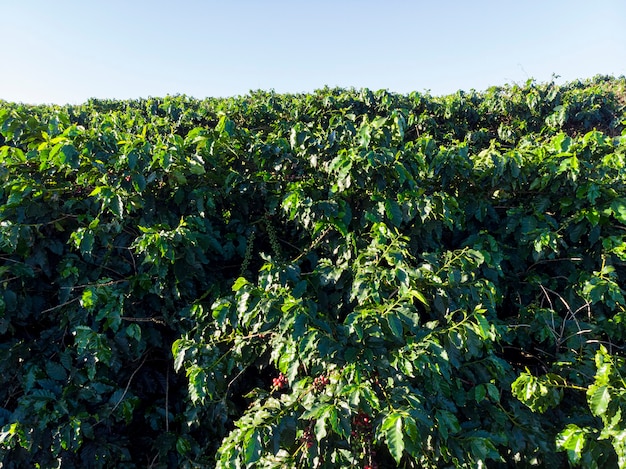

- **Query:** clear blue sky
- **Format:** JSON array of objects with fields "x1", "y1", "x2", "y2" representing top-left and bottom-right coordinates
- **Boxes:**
[{"x1": 3, "y1": 0, "x2": 625, "y2": 104}]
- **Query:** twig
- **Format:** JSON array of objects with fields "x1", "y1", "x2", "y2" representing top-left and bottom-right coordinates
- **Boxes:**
[
  {"x1": 40, "y1": 297, "x2": 80, "y2": 314},
  {"x1": 120, "y1": 316, "x2": 166, "y2": 326},
  {"x1": 294, "y1": 226, "x2": 332, "y2": 262},
  {"x1": 109, "y1": 354, "x2": 148, "y2": 416},
  {"x1": 538, "y1": 284, "x2": 591, "y2": 353},
  {"x1": 64, "y1": 278, "x2": 127, "y2": 291},
  {"x1": 526, "y1": 257, "x2": 582, "y2": 273},
  {"x1": 585, "y1": 339, "x2": 624, "y2": 353}
]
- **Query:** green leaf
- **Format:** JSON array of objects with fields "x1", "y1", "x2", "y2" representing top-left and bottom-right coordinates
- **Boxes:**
[
  {"x1": 475, "y1": 384, "x2": 487, "y2": 403},
  {"x1": 59, "y1": 144, "x2": 80, "y2": 168},
  {"x1": 357, "y1": 123, "x2": 372, "y2": 148},
  {"x1": 75, "y1": 228, "x2": 95, "y2": 254},
  {"x1": 172, "y1": 339, "x2": 188, "y2": 372},
  {"x1": 382, "y1": 413, "x2": 405, "y2": 464},
  {"x1": 587, "y1": 385, "x2": 611, "y2": 417},
  {"x1": 403, "y1": 415, "x2": 419, "y2": 445},
  {"x1": 232, "y1": 277, "x2": 250, "y2": 292},
  {"x1": 125, "y1": 323, "x2": 142, "y2": 341},
  {"x1": 327, "y1": 406, "x2": 343, "y2": 438},
  {"x1": 45, "y1": 361, "x2": 67, "y2": 381},
  {"x1": 109, "y1": 194, "x2": 124, "y2": 217},
  {"x1": 127, "y1": 150, "x2": 138, "y2": 170},
  {"x1": 176, "y1": 436, "x2": 192, "y2": 455},
  {"x1": 186, "y1": 365, "x2": 206, "y2": 403},
  {"x1": 385, "y1": 199, "x2": 403, "y2": 227},
  {"x1": 556, "y1": 424, "x2": 587, "y2": 464},
  {"x1": 216, "y1": 116, "x2": 235, "y2": 136},
  {"x1": 189, "y1": 161, "x2": 206, "y2": 175},
  {"x1": 132, "y1": 173, "x2": 147, "y2": 191},
  {"x1": 486, "y1": 383, "x2": 500, "y2": 402},
  {"x1": 470, "y1": 437, "x2": 500, "y2": 462},
  {"x1": 59, "y1": 351, "x2": 72, "y2": 371},
  {"x1": 474, "y1": 313, "x2": 491, "y2": 340},
  {"x1": 386, "y1": 313, "x2": 404, "y2": 340},
  {"x1": 315, "y1": 411, "x2": 329, "y2": 441},
  {"x1": 80, "y1": 288, "x2": 96, "y2": 310},
  {"x1": 408, "y1": 289, "x2": 428, "y2": 306},
  {"x1": 611, "y1": 199, "x2": 626, "y2": 224},
  {"x1": 278, "y1": 347, "x2": 298, "y2": 382},
  {"x1": 292, "y1": 280, "x2": 307, "y2": 299},
  {"x1": 89, "y1": 186, "x2": 103, "y2": 196},
  {"x1": 435, "y1": 409, "x2": 460, "y2": 441},
  {"x1": 553, "y1": 133, "x2": 573, "y2": 152},
  {"x1": 244, "y1": 429, "x2": 262, "y2": 466}
]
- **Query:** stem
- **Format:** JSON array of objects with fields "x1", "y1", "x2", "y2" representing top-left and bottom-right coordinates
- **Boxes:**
[{"x1": 107, "y1": 353, "x2": 148, "y2": 419}]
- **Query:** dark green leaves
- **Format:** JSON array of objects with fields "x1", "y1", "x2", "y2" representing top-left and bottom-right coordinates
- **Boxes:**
[{"x1": 1, "y1": 77, "x2": 626, "y2": 468}]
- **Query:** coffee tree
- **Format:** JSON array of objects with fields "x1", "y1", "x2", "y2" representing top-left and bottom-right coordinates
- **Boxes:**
[{"x1": 1, "y1": 76, "x2": 626, "y2": 467}]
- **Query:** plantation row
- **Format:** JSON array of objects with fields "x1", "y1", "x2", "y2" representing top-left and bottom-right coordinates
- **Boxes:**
[{"x1": 1, "y1": 76, "x2": 626, "y2": 467}]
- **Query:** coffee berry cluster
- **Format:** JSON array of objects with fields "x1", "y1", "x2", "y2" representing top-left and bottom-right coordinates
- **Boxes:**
[
  {"x1": 351, "y1": 410, "x2": 378, "y2": 469},
  {"x1": 301, "y1": 421, "x2": 315, "y2": 449},
  {"x1": 272, "y1": 373, "x2": 287, "y2": 391},
  {"x1": 312, "y1": 374, "x2": 330, "y2": 392},
  {"x1": 351, "y1": 410, "x2": 373, "y2": 442}
]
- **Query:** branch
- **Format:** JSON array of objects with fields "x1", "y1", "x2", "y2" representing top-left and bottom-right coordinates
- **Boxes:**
[
  {"x1": 40, "y1": 297, "x2": 80, "y2": 314},
  {"x1": 109, "y1": 354, "x2": 148, "y2": 416}
]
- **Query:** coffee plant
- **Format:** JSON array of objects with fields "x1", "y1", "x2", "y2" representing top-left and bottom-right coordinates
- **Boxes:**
[{"x1": 1, "y1": 76, "x2": 626, "y2": 467}]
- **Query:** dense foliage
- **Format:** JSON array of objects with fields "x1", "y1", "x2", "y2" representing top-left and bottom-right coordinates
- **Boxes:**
[{"x1": 1, "y1": 76, "x2": 626, "y2": 468}]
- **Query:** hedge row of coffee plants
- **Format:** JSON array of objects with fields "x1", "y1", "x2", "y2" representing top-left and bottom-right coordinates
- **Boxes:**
[{"x1": 1, "y1": 76, "x2": 626, "y2": 468}]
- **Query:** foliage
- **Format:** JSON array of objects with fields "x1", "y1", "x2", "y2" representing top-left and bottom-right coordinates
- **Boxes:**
[{"x1": 1, "y1": 75, "x2": 626, "y2": 467}]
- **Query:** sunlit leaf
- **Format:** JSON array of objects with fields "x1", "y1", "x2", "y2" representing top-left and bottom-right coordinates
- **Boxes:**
[
  {"x1": 382, "y1": 413, "x2": 405, "y2": 464},
  {"x1": 587, "y1": 385, "x2": 611, "y2": 417}
]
